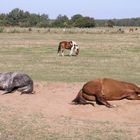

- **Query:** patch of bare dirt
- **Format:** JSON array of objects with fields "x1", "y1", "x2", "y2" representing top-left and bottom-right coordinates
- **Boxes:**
[
  {"x1": 0, "y1": 81, "x2": 140, "y2": 123},
  {"x1": 0, "y1": 82, "x2": 140, "y2": 139}
]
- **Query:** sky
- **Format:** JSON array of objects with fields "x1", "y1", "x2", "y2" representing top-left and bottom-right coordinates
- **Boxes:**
[{"x1": 0, "y1": 0, "x2": 140, "y2": 19}]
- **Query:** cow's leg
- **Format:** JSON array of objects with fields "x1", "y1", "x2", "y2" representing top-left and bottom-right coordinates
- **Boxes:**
[
  {"x1": 96, "y1": 95, "x2": 114, "y2": 108},
  {"x1": 83, "y1": 102, "x2": 95, "y2": 106},
  {"x1": 78, "y1": 98, "x2": 95, "y2": 106},
  {"x1": 57, "y1": 49, "x2": 60, "y2": 56},
  {"x1": 61, "y1": 50, "x2": 64, "y2": 56},
  {"x1": 126, "y1": 94, "x2": 140, "y2": 100},
  {"x1": 69, "y1": 46, "x2": 74, "y2": 56},
  {"x1": 2, "y1": 90, "x2": 12, "y2": 94},
  {"x1": 18, "y1": 85, "x2": 33, "y2": 94},
  {"x1": 72, "y1": 90, "x2": 95, "y2": 107},
  {"x1": 2, "y1": 88, "x2": 15, "y2": 94}
]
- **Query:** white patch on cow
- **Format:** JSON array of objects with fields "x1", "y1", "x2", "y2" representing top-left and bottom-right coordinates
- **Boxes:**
[
  {"x1": 70, "y1": 41, "x2": 79, "y2": 55},
  {"x1": 62, "y1": 52, "x2": 64, "y2": 56},
  {"x1": 74, "y1": 46, "x2": 79, "y2": 53},
  {"x1": 69, "y1": 46, "x2": 75, "y2": 56}
]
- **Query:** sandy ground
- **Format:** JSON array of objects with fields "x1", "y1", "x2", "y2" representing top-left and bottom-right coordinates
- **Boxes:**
[
  {"x1": 0, "y1": 82, "x2": 140, "y2": 139},
  {"x1": 0, "y1": 81, "x2": 140, "y2": 123}
]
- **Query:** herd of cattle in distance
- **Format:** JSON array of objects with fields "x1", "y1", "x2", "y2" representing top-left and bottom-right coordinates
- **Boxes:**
[{"x1": 0, "y1": 40, "x2": 140, "y2": 108}]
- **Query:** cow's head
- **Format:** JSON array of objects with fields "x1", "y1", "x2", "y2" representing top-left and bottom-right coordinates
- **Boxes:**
[
  {"x1": 75, "y1": 48, "x2": 79, "y2": 55},
  {"x1": 75, "y1": 45, "x2": 79, "y2": 56}
]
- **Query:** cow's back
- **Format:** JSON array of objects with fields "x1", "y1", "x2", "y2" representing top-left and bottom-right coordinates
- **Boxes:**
[
  {"x1": 12, "y1": 72, "x2": 33, "y2": 87},
  {"x1": 101, "y1": 78, "x2": 137, "y2": 100},
  {"x1": 82, "y1": 79, "x2": 102, "y2": 95},
  {"x1": 60, "y1": 41, "x2": 71, "y2": 49}
]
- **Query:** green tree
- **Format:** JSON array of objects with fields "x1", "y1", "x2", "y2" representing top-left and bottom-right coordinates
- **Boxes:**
[
  {"x1": 37, "y1": 14, "x2": 49, "y2": 27},
  {"x1": 7, "y1": 8, "x2": 24, "y2": 26},
  {"x1": 71, "y1": 16, "x2": 95, "y2": 28},
  {"x1": 52, "y1": 15, "x2": 69, "y2": 27},
  {"x1": 0, "y1": 14, "x2": 7, "y2": 26},
  {"x1": 71, "y1": 14, "x2": 83, "y2": 22},
  {"x1": 106, "y1": 20, "x2": 115, "y2": 27}
]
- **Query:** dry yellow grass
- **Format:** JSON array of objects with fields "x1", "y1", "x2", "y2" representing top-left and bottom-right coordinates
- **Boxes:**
[{"x1": 0, "y1": 28, "x2": 140, "y2": 83}]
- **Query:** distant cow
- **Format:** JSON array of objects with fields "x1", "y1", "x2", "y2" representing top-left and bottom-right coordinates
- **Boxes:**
[
  {"x1": 0, "y1": 72, "x2": 34, "y2": 94},
  {"x1": 72, "y1": 78, "x2": 140, "y2": 108},
  {"x1": 57, "y1": 41, "x2": 79, "y2": 56},
  {"x1": 129, "y1": 28, "x2": 134, "y2": 32}
]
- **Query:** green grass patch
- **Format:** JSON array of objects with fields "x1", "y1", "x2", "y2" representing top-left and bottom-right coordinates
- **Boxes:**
[{"x1": 0, "y1": 32, "x2": 140, "y2": 83}]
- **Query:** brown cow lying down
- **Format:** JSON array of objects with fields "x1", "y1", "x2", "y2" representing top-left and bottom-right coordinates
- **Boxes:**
[
  {"x1": 72, "y1": 78, "x2": 140, "y2": 108},
  {"x1": 0, "y1": 72, "x2": 34, "y2": 94}
]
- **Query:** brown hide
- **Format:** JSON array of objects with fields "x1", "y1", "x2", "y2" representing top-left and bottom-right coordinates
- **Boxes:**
[
  {"x1": 72, "y1": 78, "x2": 140, "y2": 108},
  {"x1": 59, "y1": 41, "x2": 72, "y2": 50},
  {"x1": 57, "y1": 41, "x2": 72, "y2": 56},
  {"x1": 57, "y1": 41, "x2": 79, "y2": 56}
]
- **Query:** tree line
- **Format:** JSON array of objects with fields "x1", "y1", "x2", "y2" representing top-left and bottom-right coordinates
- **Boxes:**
[{"x1": 0, "y1": 8, "x2": 140, "y2": 28}]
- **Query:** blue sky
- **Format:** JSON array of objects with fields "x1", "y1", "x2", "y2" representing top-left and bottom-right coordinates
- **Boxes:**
[{"x1": 0, "y1": 0, "x2": 140, "y2": 19}]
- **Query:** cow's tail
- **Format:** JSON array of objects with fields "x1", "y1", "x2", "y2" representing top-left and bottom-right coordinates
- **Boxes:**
[
  {"x1": 57, "y1": 43, "x2": 61, "y2": 54},
  {"x1": 72, "y1": 89, "x2": 94, "y2": 106}
]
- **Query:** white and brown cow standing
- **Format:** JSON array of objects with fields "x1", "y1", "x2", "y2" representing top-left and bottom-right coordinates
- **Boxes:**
[
  {"x1": 72, "y1": 78, "x2": 140, "y2": 108},
  {"x1": 57, "y1": 41, "x2": 79, "y2": 56},
  {"x1": 0, "y1": 72, "x2": 34, "y2": 94}
]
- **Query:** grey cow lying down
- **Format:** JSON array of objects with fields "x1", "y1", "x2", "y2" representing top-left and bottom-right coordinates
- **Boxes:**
[
  {"x1": 0, "y1": 72, "x2": 34, "y2": 94},
  {"x1": 72, "y1": 78, "x2": 140, "y2": 108}
]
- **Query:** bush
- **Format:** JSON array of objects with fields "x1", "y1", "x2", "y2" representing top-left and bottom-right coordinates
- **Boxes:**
[
  {"x1": 10, "y1": 29, "x2": 20, "y2": 33},
  {"x1": 0, "y1": 27, "x2": 4, "y2": 33}
]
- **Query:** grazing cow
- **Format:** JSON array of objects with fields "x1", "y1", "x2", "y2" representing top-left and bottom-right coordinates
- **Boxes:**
[
  {"x1": 129, "y1": 28, "x2": 134, "y2": 32},
  {"x1": 0, "y1": 72, "x2": 34, "y2": 94},
  {"x1": 72, "y1": 78, "x2": 140, "y2": 108},
  {"x1": 118, "y1": 28, "x2": 124, "y2": 33},
  {"x1": 57, "y1": 41, "x2": 79, "y2": 56}
]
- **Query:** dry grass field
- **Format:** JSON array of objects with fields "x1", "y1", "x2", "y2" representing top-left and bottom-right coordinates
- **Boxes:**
[{"x1": 0, "y1": 27, "x2": 140, "y2": 139}]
